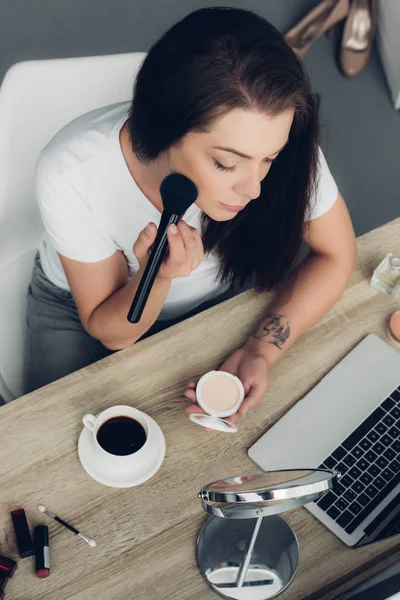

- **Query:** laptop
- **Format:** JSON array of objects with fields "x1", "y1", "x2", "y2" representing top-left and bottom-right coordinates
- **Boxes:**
[
  {"x1": 336, "y1": 557, "x2": 400, "y2": 599},
  {"x1": 248, "y1": 333, "x2": 400, "y2": 548}
]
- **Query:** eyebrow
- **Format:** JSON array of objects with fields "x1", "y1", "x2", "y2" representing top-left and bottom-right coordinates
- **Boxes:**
[{"x1": 212, "y1": 141, "x2": 288, "y2": 160}]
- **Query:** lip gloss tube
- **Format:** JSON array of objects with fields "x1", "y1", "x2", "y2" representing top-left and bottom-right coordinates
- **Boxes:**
[
  {"x1": 0, "y1": 554, "x2": 17, "y2": 577},
  {"x1": 34, "y1": 525, "x2": 50, "y2": 578},
  {"x1": 11, "y1": 508, "x2": 34, "y2": 558}
]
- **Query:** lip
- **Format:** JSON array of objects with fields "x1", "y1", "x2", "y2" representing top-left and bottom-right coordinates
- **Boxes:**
[{"x1": 219, "y1": 202, "x2": 247, "y2": 213}]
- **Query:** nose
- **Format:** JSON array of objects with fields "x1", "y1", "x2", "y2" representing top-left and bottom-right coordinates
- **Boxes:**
[{"x1": 234, "y1": 169, "x2": 261, "y2": 202}]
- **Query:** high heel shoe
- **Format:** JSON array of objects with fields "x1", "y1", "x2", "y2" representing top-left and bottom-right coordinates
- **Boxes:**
[
  {"x1": 285, "y1": 0, "x2": 350, "y2": 58},
  {"x1": 340, "y1": 0, "x2": 377, "y2": 78}
]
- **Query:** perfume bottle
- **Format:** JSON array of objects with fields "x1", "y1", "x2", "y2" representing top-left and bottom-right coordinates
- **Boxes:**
[{"x1": 370, "y1": 254, "x2": 400, "y2": 298}]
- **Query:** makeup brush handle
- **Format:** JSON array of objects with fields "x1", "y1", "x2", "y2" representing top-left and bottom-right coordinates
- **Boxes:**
[
  {"x1": 55, "y1": 516, "x2": 79, "y2": 536},
  {"x1": 127, "y1": 211, "x2": 179, "y2": 323}
]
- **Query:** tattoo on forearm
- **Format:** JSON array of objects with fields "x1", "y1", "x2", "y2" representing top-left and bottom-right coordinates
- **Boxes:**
[{"x1": 253, "y1": 313, "x2": 291, "y2": 349}]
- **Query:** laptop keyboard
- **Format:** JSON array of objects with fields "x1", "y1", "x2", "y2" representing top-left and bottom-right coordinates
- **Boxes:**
[{"x1": 315, "y1": 386, "x2": 400, "y2": 535}]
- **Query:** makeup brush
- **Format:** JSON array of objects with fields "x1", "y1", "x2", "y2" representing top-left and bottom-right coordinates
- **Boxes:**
[
  {"x1": 127, "y1": 173, "x2": 198, "y2": 323},
  {"x1": 38, "y1": 506, "x2": 96, "y2": 547}
]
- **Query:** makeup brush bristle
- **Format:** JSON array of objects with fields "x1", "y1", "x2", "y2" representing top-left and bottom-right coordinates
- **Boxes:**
[
  {"x1": 160, "y1": 173, "x2": 198, "y2": 215},
  {"x1": 38, "y1": 505, "x2": 55, "y2": 519}
]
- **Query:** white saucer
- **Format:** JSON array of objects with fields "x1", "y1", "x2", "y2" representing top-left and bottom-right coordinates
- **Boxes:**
[{"x1": 78, "y1": 415, "x2": 166, "y2": 488}]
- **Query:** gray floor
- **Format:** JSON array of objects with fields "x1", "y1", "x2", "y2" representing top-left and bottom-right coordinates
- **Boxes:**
[{"x1": 0, "y1": 0, "x2": 399, "y2": 236}]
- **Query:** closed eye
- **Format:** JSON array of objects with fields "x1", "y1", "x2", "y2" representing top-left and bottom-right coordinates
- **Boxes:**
[
  {"x1": 213, "y1": 157, "x2": 274, "y2": 173},
  {"x1": 213, "y1": 160, "x2": 236, "y2": 173}
]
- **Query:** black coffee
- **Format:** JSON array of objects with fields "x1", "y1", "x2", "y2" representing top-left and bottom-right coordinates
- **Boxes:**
[{"x1": 97, "y1": 416, "x2": 147, "y2": 456}]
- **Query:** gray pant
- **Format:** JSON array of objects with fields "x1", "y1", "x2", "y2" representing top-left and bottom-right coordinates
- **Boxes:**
[{"x1": 24, "y1": 253, "x2": 247, "y2": 394}]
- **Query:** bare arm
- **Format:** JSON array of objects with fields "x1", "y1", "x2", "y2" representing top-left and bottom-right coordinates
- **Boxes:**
[
  {"x1": 59, "y1": 249, "x2": 172, "y2": 351},
  {"x1": 59, "y1": 221, "x2": 204, "y2": 350},
  {"x1": 243, "y1": 193, "x2": 358, "y2": 364}
]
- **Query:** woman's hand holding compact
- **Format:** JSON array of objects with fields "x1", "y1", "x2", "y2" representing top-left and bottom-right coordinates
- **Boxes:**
[{"x1": 184, "y1": 346, "x2": 270, "y2": 428}]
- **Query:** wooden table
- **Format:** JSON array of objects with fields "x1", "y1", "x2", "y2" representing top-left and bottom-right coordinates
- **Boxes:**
[{"x1": 1, "y1": 218, "x2": 400, "y2": 600}]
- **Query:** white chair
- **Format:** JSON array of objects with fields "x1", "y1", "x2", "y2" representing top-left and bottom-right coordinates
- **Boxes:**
[{"x1": 0, "y1": 52, "x2": 146, "y2": 401}]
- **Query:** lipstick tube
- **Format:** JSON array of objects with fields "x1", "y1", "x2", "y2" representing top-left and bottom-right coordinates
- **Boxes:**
[
  {"x1": 11, "y1": 508, "x2": 34, "y2": 558},
  {"x1": 0, "y1": 553, "x2": 17, "y2": 578},
  {"x1": 34, "y1": 525, "x2": 50, "y2": 578},
  {"x1": 0, "y1": 572, "x2": 9, "y2": 600}
]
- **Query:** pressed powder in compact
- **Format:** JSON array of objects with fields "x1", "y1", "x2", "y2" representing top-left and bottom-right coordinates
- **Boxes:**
[
  {"x1": 189, "y1": 370, "x2": 245, "y2": 432},
  {"x1": 388, "y1": 311, "x2": 400, "y2": 348}
]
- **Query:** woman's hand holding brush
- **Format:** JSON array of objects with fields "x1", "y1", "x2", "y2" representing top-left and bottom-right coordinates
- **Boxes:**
[{"x1": 133, "y1": 220, "x2": 204, "y2": 281}]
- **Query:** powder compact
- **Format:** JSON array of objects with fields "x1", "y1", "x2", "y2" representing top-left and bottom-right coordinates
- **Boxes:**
[{"x1": 189, "y1": 370, "x2": 245, "y2": 432}]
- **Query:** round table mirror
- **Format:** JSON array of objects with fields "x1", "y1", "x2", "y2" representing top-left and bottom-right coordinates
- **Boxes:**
[{"x1": 197, "y1": 468, "x2": 339, "y2": 600}]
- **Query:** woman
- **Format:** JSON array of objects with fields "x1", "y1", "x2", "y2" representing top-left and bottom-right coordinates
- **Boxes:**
[{"x1": 25, "y1": 7, "x2": 357, "y2": 425}]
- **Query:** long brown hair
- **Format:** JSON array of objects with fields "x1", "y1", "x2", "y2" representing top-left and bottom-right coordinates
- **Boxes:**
[{"x1": 128, "y1": 6, "x2": 319, "y2": 291}]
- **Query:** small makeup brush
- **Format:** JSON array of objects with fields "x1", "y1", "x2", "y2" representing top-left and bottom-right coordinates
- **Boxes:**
[{"x1": 38, "y1": 505, "x2": 96, "y2": 547}]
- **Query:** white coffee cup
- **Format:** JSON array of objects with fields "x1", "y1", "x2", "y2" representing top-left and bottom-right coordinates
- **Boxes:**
[{"x1": 82, "y1": 405, "x2": 154, "y2": 475}]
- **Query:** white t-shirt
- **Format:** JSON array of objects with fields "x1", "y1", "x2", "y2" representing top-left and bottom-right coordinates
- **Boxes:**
[{"x1": 36, "y1": 102, "x2": 338, "y2": 321}]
